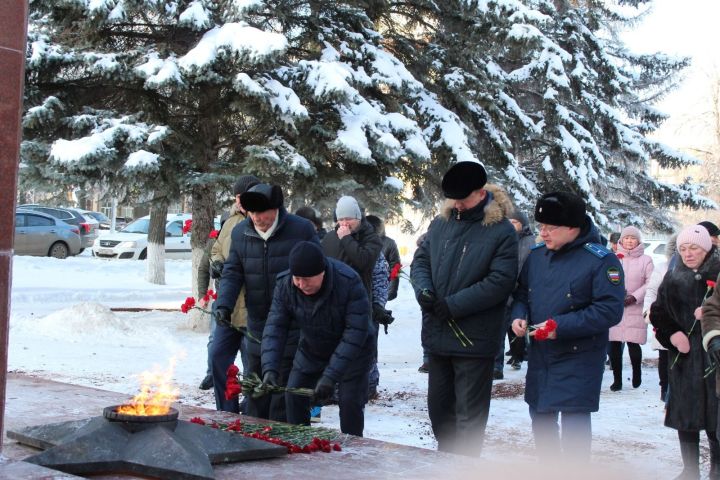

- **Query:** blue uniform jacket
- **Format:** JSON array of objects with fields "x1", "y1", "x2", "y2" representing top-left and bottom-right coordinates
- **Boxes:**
[
  {"x1": 261, "y1": 258, "x2": 372, "y2": 382},
  {"x1": 511, "y1": 217, "x2": 625, "y2": 412}
]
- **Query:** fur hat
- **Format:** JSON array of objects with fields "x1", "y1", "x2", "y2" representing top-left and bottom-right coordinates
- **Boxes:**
[
  {"x1": 289, "y1": 241, "x2": 326, "y2": 277},
  {"x1": 534, "y1": 191, "x2": 586, "y2": 228},
  {"x1": 441, "y1": 161, "x2": 488, "y2": 199},
  {"x1": 677, "y1": 225, "x2": 712, "y2": 252},
  {"x1": 233, "y1": 175, "x2": 260, "y2": 196},
  {"x1": 621, "y1": 226, "x2": 642, "y2": 243},
  {"x1": 335, "y1": 196, "x2": 362, "y2": 220},
  {"x1": 699, "y1": 221, "x2": 720, "y2": 237},
  {"x1": 240, "y1": 184, "x2": 284, "y2": 213}
]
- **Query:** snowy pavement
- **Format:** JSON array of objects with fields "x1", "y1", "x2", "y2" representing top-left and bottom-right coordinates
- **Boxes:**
[{"x1": 7, "y1": 254, "x2": 689, "y2": 477}]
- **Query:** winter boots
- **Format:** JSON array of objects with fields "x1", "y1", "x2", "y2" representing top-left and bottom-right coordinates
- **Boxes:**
[
  {"x1": 709, "y1": 437, "x2": 720, "y2": 479},
  {"x1": 675, "y1": 433, "x2": 700, "y2": 480}
]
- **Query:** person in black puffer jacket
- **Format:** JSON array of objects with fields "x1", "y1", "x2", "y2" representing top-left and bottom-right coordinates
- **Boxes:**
[
  {"x1": 651, "y1": 225, "x2": 720, "y2": 480},
  {"x1": 261, "y1": 242, "x2": 373, "y2": 436},
  {"x1": 411, "y1": 162, "x2": 518, "y2": 456},
  {"x1": 366, "y1": 215, "x2": 402, "y2": 301},
  {"x1": 213, "y1": 183, "x2": 319, "y2": 420}
]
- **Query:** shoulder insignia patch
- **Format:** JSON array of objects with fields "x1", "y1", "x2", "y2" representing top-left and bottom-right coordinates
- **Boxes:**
[
  {"x1": 531, "y1": 242, "x2": 545, "y2": 250},
  {"x1": 584, "y1": 242, "x2": 609, "y2": 258},
  {"x1": 606, "y1": 266, "x2": 621, "y2": 285}
]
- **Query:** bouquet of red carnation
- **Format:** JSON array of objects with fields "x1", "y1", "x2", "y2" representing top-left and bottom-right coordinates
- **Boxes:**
[
  {"x1": 182, "y1": 219, "x2": 192, "y2": 234},
  {"x1": 209, "y1": 229, "x2": 219, "y2": 239},
  {"x1": 530, "y1": 318, "x2": 557, "y2": 341},
  {"x1": 179, "y1": 289, "x2": 216, "y2": 314},
  {"x1": 224, "y1": 365, "x2": 314, "y2": 401}
]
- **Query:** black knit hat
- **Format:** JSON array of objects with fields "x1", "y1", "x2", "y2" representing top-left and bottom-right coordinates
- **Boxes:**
[
  {"x1": 699, "y1": 221, "x2": 720, "y2": 237},
  {"x1": 289, "y1": 241, "x2": 326, "y2": 277},
  {"x1": 240, "y1": 184, "x2": 284, "y2": 213},
  {"x1": 534, "y1": 191, "x2": 586, "y2": 228},
  {"x1": 233, "y1": 175, "x2": 260, "y2": 196},
  {"x1": 441, "y1": 161, "x2": 488, "y2": 199}
]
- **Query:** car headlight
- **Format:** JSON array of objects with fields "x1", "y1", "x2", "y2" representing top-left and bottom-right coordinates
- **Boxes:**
[{"x1": 117, "y1": 241, "x2": 137, "y2": 248}]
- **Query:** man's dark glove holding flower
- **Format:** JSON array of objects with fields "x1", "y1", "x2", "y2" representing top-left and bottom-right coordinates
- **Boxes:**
[
  {"x1": 372, "y1": 303, "x2": 395, "y2": 334},
  {"x1": 417, "y1": 289, "x2": 436, "y2": 312},
  {"x1": 262, "y1": 370, "x2": 279, "y2": 388},
  {"x1": 210, "y1": 260, "x2": 224, "y2": 279},
  {"x1": 313, "y1": 376, "x2": 335, "y2": 404},
  {"x1": 433, "y1": 298, "x2": 453, "y2": 323},
  {"x1": 214, "y1": 307, "x2": 232, "y2": 328},
  {"x1": 708, "y1": 337, "x2": 720, "y2": 368}
]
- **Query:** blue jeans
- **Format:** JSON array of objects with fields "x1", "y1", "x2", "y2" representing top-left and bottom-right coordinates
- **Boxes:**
[{"x1": 529, "y1": 407, "x2": 592, "y2": 461}]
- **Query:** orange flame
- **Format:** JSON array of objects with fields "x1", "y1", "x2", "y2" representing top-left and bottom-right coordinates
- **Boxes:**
[{"x1": 117, "y1": 357, "x2": 180, "y2": 416}]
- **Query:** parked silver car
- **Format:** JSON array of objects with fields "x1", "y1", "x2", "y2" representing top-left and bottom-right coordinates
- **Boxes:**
[
  {"x1": 18, "y1": 204, "x2": 99, "y2": 250},
  {"x1": 14, "y1": 209, "x2": 82, "y2": 259}
]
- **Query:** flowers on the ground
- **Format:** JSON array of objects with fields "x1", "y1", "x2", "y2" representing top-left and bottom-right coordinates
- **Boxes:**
[
  {"x1": 390, "y1": 264, "x2": 474, "y2": 348},
  {"x1": 182, "y1": 219, "x2": 192, "y2": 234},
  {"x1": 189, "y1": 417, "x2": 342, "y2": 454},
  {"x1": 224, "y1": 365, "x2": 314, "y2": 402}
]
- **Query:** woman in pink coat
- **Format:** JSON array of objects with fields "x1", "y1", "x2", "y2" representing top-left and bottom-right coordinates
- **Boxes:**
[{"x1": 608, "y1": 226, "x2": 654, "y2": 391}]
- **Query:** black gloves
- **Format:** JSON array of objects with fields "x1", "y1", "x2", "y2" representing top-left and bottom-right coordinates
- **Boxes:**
[
  {"x1": 262, "y1": 370, "x2": 279, "y2": 388},
  {"x1": 372, "y1": 303, "x2": 395, "y2": 334},
  {"x1": 708, "y1": 337, "x2": 720, "y2": 367},
  {"x1": 210, "y1": 260, "x2": 224, "y2": 279},
  {"x1": 313, "y1": 376, "x2": 335, "y2": 404},
  {"x1": 624, "y1": 295, "x2": 636, "y2": 307},
  {"x1": 214, "y1": 307, "x2": 232, "y2": 328},
  {"x1": 433, "y1": 299, "x2": 452, "y2": 323},
  {"x1": 417, "y1": 289, "x2": 436, "y2": 311}
]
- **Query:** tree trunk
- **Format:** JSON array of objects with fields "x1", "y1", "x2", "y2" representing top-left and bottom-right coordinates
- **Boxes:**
[
  {"x1": 145, "y1": 203, "x2": 168, "y2": 285},
  {"x1": 191, "y1": 183, "x2": 216, "y2": 298}
]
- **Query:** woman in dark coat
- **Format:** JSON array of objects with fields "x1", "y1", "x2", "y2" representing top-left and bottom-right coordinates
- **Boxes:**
[{"x1": 651, "y1": 225, "x2": 720, "y2": 479}]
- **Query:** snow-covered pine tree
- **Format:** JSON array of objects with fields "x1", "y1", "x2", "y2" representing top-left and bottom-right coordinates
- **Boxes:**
[{"x1": 378, "y1": 0, "x2": 713, "y2": 230}]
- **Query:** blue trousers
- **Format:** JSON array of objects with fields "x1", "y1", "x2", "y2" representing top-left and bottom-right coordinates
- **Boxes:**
[
  {"x1": 529, "y1": 407, "x2": 592, "y2": 461},
  {"x1": 209, "y1": 321, "x2": 247, "y2": 413}
]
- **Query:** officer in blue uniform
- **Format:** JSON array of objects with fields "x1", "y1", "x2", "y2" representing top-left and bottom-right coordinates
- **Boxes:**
[{"x1": 511, "y1": 191, "x2": 625, "y2": 461}]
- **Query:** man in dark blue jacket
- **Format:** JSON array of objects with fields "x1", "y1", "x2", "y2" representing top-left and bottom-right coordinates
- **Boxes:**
[
  {"x1": 411, "y1": 162, "x2": 518, "y2": 455},
  {"x1": 261, "y1": 241, "x2": 373, "y2": 436},
  {"x1": 511, "y1": 191, "x2": 624, "y2": 462},
  {"x1": 212, "y1": 183, "x2": 319, "y2": 419}
]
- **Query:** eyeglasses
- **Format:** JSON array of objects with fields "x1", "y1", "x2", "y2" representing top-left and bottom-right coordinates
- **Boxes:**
[{"x1": 537, "y1": 223, "x2": 562, "y2": 233}]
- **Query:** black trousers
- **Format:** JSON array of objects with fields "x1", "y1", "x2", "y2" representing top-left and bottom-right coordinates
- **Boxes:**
[
  {"x1": 286, "y1": 359, "x2": 370, "y2": 437},
  {"x1": 427, "y1": 354, "x2": 494, "y2": 456},
  {"x1": 244, "y1": 346, "x2": 293, "y2": 422}
]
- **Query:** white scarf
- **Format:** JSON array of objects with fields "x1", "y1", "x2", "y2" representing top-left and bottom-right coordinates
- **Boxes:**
[{"x1": 255, "y1": 212, "x2": 279, "y2": 241}]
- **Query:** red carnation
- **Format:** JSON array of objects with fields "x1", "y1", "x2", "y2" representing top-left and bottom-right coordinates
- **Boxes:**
[
  {"x1": 180, "y1": 296, "x2": 196, "y2": 313},
  {"x1": 189, "y1": 417, "x2": 206, "y2": 425},
  {"x1": 534, "y1": 328, "x2": 549, "y2": 341},
  {"x1": 545, "y1": 319, "x2": 557, "y2": 332},
  {"x1": 225, "y1": 382, "x2": 242, "y2": 400},
  {"x1": 209, "y1": 229, "x2": 219, "y2": 239},
  {"x1": 616, "y1": 253, "x2": 624, "y2": 259},
  {"x1": 182, "y1": 219, "x2": 192, "y2": 234},
  {"x1": 389, "y1": 263, "x2": 402, "y2": 281},
  {"x1": 226, "y1": 364, "x2": 240, "y2": 377},
  {"x1": 708, "y1": 280, "x2": 717, "y2": 289}
]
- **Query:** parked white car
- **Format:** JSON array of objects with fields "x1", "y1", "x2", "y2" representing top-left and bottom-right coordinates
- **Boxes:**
[
  {"x1": 92, "y1": 214, "x2": 192, "y2": 260},
  {"x1": 643, "y1": 239, "x2": 669, "y2": 266}
]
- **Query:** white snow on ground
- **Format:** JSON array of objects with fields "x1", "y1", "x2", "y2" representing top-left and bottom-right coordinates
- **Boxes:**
[{"x1": 7, "y1": 253, "x2": 692, "y2": 477}]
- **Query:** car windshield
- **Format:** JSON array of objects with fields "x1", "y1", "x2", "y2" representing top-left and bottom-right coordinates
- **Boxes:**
[
  {"x1": 121, "y1": 218, "x2": 150, "y2": 234},
  {"x1": 88, "y1": 212, "x2": 110, "y2": 222}
]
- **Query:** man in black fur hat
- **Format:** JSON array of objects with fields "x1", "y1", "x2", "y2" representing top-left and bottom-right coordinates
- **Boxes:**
[
  {"x1": 411, "y1": 161, "x2": 518, "y2": 456},
  {"x1": 213, "y1": 183, "x2": 319, "y2": 420}
]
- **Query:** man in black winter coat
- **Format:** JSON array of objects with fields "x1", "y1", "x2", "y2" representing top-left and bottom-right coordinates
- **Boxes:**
[
  {"x1": 261, "y1": 241, "x2": 373, "y2": 436},
  {"x1": 213, "y1": 183, "x2": 319, "y2": 420},
  {"x1": 411, "y1": 161, "x2": 518, "y2": 456}
]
